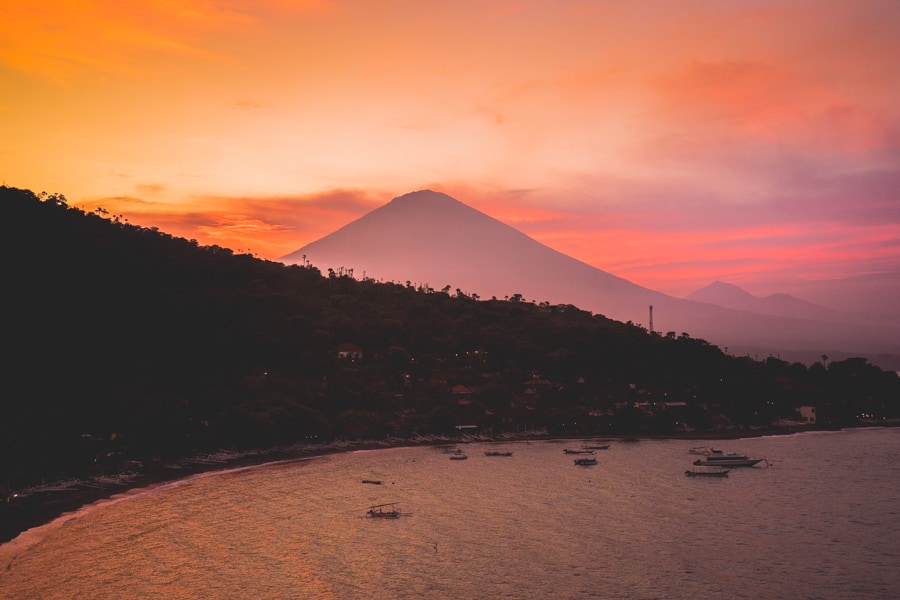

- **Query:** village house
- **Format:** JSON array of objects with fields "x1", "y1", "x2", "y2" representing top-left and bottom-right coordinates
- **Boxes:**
[
  {"x1": 797, "y1": 406, "x2": 817, "y2": 424},
  {"x1": 336, "y1": 343, "x2": 363, "y2": 360}
]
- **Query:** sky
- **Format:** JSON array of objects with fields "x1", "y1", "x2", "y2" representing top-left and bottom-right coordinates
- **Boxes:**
[{"x1": 3, "y1": 0, "x2": 899, "y2": 309}]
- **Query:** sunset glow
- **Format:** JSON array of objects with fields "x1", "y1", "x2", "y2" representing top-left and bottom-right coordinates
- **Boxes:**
[{"x1": 3, "y1": 0, "x2": 898, "y2": 307}]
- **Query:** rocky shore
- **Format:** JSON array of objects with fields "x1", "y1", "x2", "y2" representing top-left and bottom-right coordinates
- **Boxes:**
[{"x1": 0, "y1": 424, "x2": 847, "y2": 544}]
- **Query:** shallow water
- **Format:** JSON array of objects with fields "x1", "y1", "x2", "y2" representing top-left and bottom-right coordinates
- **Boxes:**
[{"x1": 2, "y1": 428, "x2": 899, "y2": 599}]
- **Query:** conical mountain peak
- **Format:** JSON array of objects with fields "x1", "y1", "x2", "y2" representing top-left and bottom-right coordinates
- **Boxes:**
[
  {"x1": 281, "y1": 190, "x2": 645, "y2": 303},
  {"x1": 389, "y1": 189, "x2": 458, "y2": 206},
  {"x1": 377, "y1": 189, "x2": 496, "y2": 224},
  {"x1": 281, "y1": 190, "x2": 900, "y2": 366}
]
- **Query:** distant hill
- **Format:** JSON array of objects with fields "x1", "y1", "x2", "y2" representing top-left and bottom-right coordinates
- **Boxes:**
[
  {"x1": 283, "y1": 190, "x2": 900, "y2": 368},
  {"x1": 686, "y1": 281, "x2": 855, "y2": 323}
]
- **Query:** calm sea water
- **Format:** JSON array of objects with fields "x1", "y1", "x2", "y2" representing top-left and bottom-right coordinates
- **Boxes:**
[{"x1": 2, "y1": 428, "x2": 899, "y2": 599}]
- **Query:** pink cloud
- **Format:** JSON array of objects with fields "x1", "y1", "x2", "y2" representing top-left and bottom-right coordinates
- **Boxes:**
[{"x1": 649, "y1": 55, "x2": 900, "y2": 158}]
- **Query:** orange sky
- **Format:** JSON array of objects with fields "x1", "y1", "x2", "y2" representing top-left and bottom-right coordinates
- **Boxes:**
[{"x1": 3, "y1": 0, "x2": 899, "y2": 308}]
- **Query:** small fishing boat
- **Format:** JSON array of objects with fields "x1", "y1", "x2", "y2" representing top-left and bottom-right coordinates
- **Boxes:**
[
  {"x1": 689, "y1": 445, "x2": 723, "y2": 455},
  {"x1": 366, "y1": 503, "x2": 400, "y2": 518},
  {"x1": 361, "y1": 479, "x2": 383, "y2": 485},
  {"x1": 484, "y1": 451, "x2": 513, "y2": 457},
  {"x1": 582, "y1": 444, "x2": 610, "y2": 450},
  {"x1": 693, "y1": 456, "x2": 766, "y2": 467},
  {"x1": 574, "y1": 457, "x2": 598, "y2": 466},
  {"x1": 563, "y1": 449, "x2": 595, "y2": 455},
  {"x1": 449, "y1": 453, "x2": 468, "y2": 460},
  {"x1": 685, "y1": 466, "x2": 730, "y2": 477}
]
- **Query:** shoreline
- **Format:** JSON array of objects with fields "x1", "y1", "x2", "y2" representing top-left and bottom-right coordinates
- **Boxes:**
[{"x1": 0, "y1": 424, "x2": 874, "y2": 545}]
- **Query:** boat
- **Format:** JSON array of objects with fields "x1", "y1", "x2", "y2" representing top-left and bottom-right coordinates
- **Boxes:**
[
  {"x1": 574, "y1": 457, "x2": 598, "y2": 466},
  {"x1": 702, "y1": 451, "x2": 749, "y2": 460},
  {"x1": 688, "y1": 445, "x2": 724, "y2": 455},
  {"x1": 685, "y1": 466, "x2": 730, "y2": 477},
  {"x1": 449, "y1": 453, "x2": 468, "y2": 460},
  {"x1": 361, "y1": 479, "x2": 383, "y2": 485},
  {"x1": 563, "y1": 449, "x2": 595, "y2": 455},
  {"x1": 484, "y1": 451, "x2": 513, "y2": 457},
  {"x1": 582, "y1": 444, "x2": 610, "y2": 450},
  {"x1": 693, "y1": 456, "x2": 766, "y2": 467},
  {"x1": 366, "y1": 503, "x2": 400, "y2": 518}
]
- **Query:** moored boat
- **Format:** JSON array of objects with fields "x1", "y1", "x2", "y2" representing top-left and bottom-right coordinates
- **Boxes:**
[
  {"x1": 366, "y1": 503, "x2": 400, "y2": 518},
  {"x1": 685, "y1": 466, "x2": 730, "y2": 477},
  {"x1": 563, "y1": 448, "x2": 595, "y2": 455},
  {"x1": 574, "y1": 457, "x2": 598, "y2": 466},
  {"x1": 449, "y1": 453, "x2": 468, "y2": 460},
  {"x1": 688, "y1": 445, "x2": 724, "y2": 455},
  {"x1": 484, "y1": 451, "x2": 513, "y2": 457},
  {"x1": 693, "y1": 456, "x2": 766, "y2": 467}
]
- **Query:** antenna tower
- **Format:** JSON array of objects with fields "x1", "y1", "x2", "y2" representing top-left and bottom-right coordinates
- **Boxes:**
[{"x1": 649, "y1": 305, "x2": 654, "y2": 333}]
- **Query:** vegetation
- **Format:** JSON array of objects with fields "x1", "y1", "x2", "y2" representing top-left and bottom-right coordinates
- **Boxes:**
[{"x1": 2, "y1": 185, "x2": 899, "y2": 488}]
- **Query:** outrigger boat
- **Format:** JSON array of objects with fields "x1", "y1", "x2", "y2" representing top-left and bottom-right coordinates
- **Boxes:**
[{"x1": 366, "y1": 503, "x2": 400, "y2": 519}]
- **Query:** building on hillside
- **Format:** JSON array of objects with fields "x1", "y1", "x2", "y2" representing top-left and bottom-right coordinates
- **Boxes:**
[
  {"x1": 336, "y1": 343, "x2": 363, "y2": 360},
  {"x1": 797, "y1": 406, "x2": 817, "y2": 424},
  {"x1": 451, "y1": 384, "x2": 474, "y2": 405}
]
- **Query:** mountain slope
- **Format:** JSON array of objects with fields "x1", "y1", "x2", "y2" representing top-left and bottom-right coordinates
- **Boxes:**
[
  {"x1": 282, "y1": 191, "x2": 900, "y2": 367},
  {"x1": 283, "y1": 190, "x2": 668, "y2": 313}
]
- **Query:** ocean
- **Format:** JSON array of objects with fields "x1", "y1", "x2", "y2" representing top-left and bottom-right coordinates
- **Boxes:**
[{"x1": 2, "y1": 428, "x2": 899, "y2": 599}]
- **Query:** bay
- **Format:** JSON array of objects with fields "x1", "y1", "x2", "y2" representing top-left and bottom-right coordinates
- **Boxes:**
[{"x1": 1, "y1": 428, "x2": 899, "y2": 599}]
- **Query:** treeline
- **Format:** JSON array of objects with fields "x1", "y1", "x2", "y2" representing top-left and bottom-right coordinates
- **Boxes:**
[{"x1": 2, "y1": 186, "x2": 898, "y2": 485}]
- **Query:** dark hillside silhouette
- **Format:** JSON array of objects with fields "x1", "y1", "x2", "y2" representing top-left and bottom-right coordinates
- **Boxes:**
[{"x1": 2, "y1": 185, "x2": 898, "y2": 496}]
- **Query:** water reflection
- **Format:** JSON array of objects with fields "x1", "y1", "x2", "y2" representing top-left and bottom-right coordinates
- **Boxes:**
[{"x1": 2, "y1": 429, "x2": 899, "y2": 599}]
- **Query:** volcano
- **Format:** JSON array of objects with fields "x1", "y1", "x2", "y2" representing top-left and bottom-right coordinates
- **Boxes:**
[{"x1": 282, "y1": 190, "x2": 900, "y2": 368}]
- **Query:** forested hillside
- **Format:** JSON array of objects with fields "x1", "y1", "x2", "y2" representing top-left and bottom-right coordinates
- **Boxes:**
[{"x1": 2, "y1": 186, "x2": 898, "y2": 487}]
